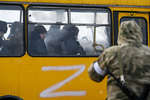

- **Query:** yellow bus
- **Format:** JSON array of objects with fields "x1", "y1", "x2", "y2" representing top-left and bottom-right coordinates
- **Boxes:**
[{"x1": 0, "y1": 0, "x2": 149, "y2": 100}]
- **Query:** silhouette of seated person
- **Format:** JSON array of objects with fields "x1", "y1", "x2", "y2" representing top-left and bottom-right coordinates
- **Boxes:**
[
  {"x1": 29, "y1": 25, "x2": 48, "y2": 56},
  {"x1": 45, "y1": 24, "x2": 62, "y2": 56},
  {"x1": 0, "y1": 20, "x2": 9, "y2": 55},
  {"x1": 6, "y1": 22, "x2": 24, "y2": 56},
  {"x1": 28, "y1": 22, "x2": 37, "y2": 43},
  {"x1": 61, "y1": 25, "x2": 86, "y2": 56}
]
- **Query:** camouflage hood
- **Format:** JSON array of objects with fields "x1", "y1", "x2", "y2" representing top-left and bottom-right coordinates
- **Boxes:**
[{"x1": 118, "y1": 21, "x2": 143, "y2": 46}]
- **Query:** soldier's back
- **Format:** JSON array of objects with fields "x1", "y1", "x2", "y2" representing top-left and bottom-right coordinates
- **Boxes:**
[{"x1": 106, "y1": 44, "x2": 150, "y2": 100}]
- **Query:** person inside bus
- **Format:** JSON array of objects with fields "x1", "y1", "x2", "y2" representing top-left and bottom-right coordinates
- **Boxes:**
[
  {"x1": 61, "y1": 24, "x2": 86, "y2": 56},
  {"x1": 0, "y1": 20, "x2": 9, "y2": 55},
  {"x1": 29, "y1": 25, "x2": 48, "y2": 56},
  {"x1": 6, "y1": 22, "x2": 24, "y2": 56},
  {"x1": 45, "y1": 24, "x2": 62, "y2": 56}
]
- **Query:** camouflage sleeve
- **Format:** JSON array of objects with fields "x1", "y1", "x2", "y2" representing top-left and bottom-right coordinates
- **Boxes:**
[
  {"x1": 88, "y1": 61, "x2": 107, "y2": 82},
  {"x1": 88, "y1": 51, "x2": 110, "y2": 82},
  {"x1": 88, "y1": 48, "x2": 116, "y2": 82},
  {"x1": 97, "y1": 50, "x2": 115, "y2": 70}
]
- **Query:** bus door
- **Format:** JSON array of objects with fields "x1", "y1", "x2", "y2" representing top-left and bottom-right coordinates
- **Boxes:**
[{"x1": 113, "y1": 12, "x2": 149, "y2": 46}]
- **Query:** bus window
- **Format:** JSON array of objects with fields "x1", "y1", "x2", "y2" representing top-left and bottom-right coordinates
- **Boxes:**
[
  {"x1": 0, "y1": 5, "x2": 24, "y2": 56},
  {"x1": 28, "y1": 6, "x2": 111, "y2": 56},
  {"x1": 70, "y1": 9, "x2": 111, "y2": 56},
  {"x1": 28, "y1": 9, "x2": 68, "y2": 23},
  {"x1": 120, "y1": 17, "x2": 147, "y2": 45}
]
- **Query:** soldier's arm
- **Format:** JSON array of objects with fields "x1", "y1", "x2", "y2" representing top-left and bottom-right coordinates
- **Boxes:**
[
  {"x1": 88, "y1": 46, "x2": 117, "y2": 82},
  {"x1": 88, "y1": 61, "x2": 107, "y2": 82},
  {"x1": 88, "y1": 51, "x2": 109, "y2": 82}
]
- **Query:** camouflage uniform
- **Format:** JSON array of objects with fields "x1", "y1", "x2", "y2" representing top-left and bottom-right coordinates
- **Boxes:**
[{"x1": 88, "y1": 21, "x2": 150, "y2": 100}]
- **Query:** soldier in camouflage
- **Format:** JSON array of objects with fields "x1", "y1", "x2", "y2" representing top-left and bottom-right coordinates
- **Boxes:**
[{"x1": 88, "y1": 20, "x2": 150, "y2": 100}]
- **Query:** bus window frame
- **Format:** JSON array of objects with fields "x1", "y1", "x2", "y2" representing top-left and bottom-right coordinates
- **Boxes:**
[
  {"x1": 113, "y1": 11, "x2": 149, "y2": 46},
  {"x1": 0, "y1": 3, "x2": 25, "y2": 57},
  {"x1": 27, "y1": 4, "x2": 112, "y2": 57},
  {"x1": 120, "y1": 16, "x2": 148, "y2": 45}
]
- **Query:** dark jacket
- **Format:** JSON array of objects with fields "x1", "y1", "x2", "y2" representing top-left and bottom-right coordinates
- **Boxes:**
[
  {"x1": 29, "y1": 30, "x2": 47, "y2": 56},
  {"x1": 61, "y1": 37, "x2": 86, "y2": 56},
  {"x1": 0, "y1": 38, "x2": 9, "y2": 56}
]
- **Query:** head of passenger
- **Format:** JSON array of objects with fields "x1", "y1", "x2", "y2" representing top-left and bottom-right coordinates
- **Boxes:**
[
  {"x1": 118, "y1": 20, "x2": 142, "y2": 46},
  {"x1": 0, "y1": 20, "x2": 7, "y2": 37},
  {"x1": 48, "y1": 22, "x2": 61, "y2": 33},
  {"x1": 62, "y1": 24, "x2": 79, "y2": 39},
  {"x1": 32, "y1": 25, "x2": 47, "y2": 40},
  {"x1": 9, "y1": 22, "x2": 22, "y2": 39},
  {"x1": 50, "y1": 25, "x2": 60, "y2": 31}
]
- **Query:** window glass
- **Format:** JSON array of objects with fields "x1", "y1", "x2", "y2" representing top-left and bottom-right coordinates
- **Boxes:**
[
  {"x1": 96, "y1": 12, "x2": 109, "y2": 24},
  {"x1": 71, "y1": 10, "x2": 94, "y2": 24},
  {"x1": 28, "y1": 10, "x2": 68, "y2": 23},
  {"x1": 0, "y1": 10, "x2": 20, "y2": 22},
  {"x1": 120, "y1": 17, "x2": 147, "y2": 45},
  {"x1": 0, "y1": 5, "x2": 24, "y2": 56},
  {"x1": 76, "y1": 26, "x2": 94, "y2": 55},
  {"x1": 96, "y1": 26, "x2": 110, "y2": 47},
  {"x1": 28, "y1": 7, "x2": 111, "y2": 56}
]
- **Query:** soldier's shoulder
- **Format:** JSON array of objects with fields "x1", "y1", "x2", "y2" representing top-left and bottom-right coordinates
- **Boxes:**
[
  {"x1": 100, "y1": 46, "x2": 121, "y2": 57},
  {"x1": 104, "y1": 45, "x2": 120, "y2": 54}
]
